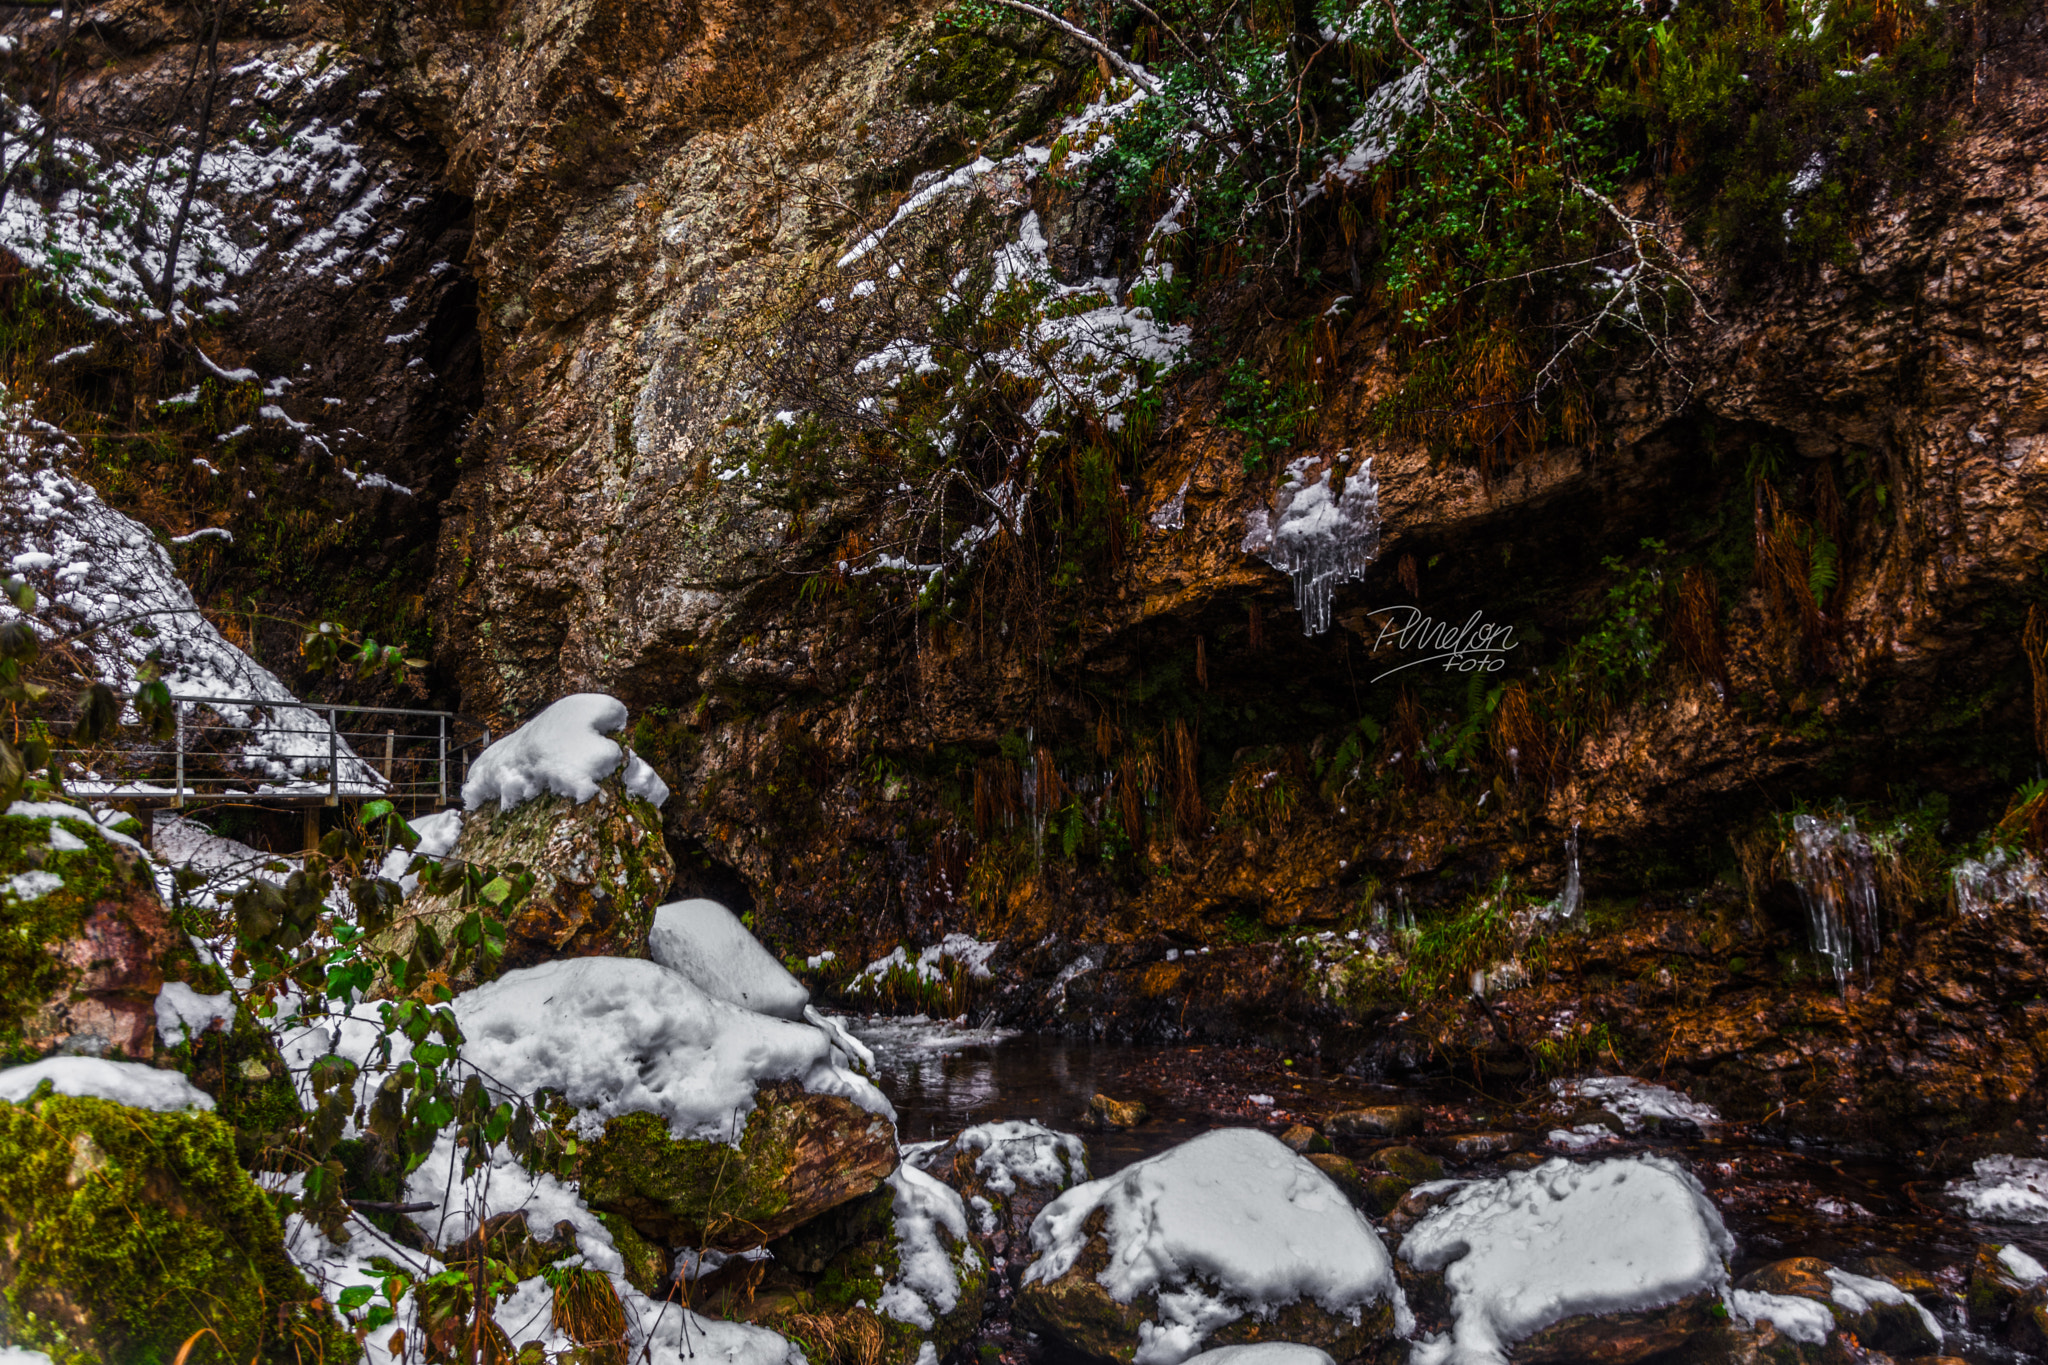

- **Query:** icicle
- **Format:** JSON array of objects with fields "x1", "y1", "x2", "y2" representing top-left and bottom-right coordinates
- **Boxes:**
[
  {"x1": 1953, "y1": 847, "x2": 2048, "y2": 918},
  {"x1": 1784, "y1": 813, "x2": 1881, "y2": 994},
  {"x1": 1241, "y1": 453, "x2": 1382, "y2": 636},
  {"x1": 1150, "y1": 475, "x2": 1190, "y2": 531}
]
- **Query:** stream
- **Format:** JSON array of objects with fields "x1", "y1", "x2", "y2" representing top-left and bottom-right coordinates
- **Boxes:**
[{"x1": 843, "y1": 1013, "x2": 2048, "y2": 1363}]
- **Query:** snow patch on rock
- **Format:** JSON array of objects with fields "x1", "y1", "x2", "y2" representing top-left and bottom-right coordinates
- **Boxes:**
[
  {"x1": 461, "y1": 693, "x2": 669, "y2": 812},
  {"x1": 0, "y1": 1055, "x2": 215, "y2": 1111},
  {"x1": 1951, "y1": 1155, "x2": 2048, "y2": 1223},
  {"x1": 1401, "y1": 1155, "x2": 1734, "y2": 1365},
  {"x1": 956, "y1": 1119, "x2": 1090, "y2": 1196},
  {"x1": 648, "y1": 898, "x2": 810, "y2": 1020},
  {"x1": 1024, "y1": 1128, "x2": 1405, "y2": 1365},
  {"x1": 154, "y1": 980, "x2": 235, "y2": 1044}
]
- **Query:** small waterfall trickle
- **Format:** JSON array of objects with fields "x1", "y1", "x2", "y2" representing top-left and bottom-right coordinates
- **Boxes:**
[
  {"x1": 1557, "y1": 824, "x2": 1583, "y2": 919},
  {"x1": 1784, "y1": 813, "x2": 1881, "y2": 993}
]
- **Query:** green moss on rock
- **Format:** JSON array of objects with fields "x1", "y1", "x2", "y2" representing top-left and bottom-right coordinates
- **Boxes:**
[
  {"x1": 376, "y1": 769, "x2": 674, "y2": 990},
  {"x1": 579, "y1": 1082, "x2": 896, "y2": 1249},
  {"x1": 0, "y1": 1090, "x2": 350, "y2": 1365}
]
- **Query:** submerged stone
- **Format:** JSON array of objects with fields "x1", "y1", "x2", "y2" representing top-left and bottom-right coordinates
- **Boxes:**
[{"x1": 1329, "y1": 1105, "x2": 1426, "y2": 1139}]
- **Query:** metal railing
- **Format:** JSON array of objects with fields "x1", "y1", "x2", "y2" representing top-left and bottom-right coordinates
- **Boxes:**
[{"x1": 62, "y1": 694, "x2": 490, "y2": 810}]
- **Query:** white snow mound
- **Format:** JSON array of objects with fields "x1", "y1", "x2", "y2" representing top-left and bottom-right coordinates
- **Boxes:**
[
  {"x1": 0, "y1": 1056, "x2": 215, "y2": 1112},
  {"x1": 1402, "y1": 1155, "x2": 1734, "y2": 1365},
  {"x1": 155, "y1": 980, "x2": 235, "y2": 1044},
  {"x1": 1951, "y1": 1155, "x2": 2048, "y2": 1223},
  {"x1": 462, "y1": 693, "x2": 670, "y2": 812},
  {"x1": 451, "y1": 957, "x2": 892, "y2": 1140},
  {"x1": 1725, "y1": 1289, "x2": 1832, "y2": 1346},
  {"x1": 1182, "y1": 1346, "x2": 1335, "y2": 1365},
  {"x1": 1023, "y1": 1128, "x2": 1404, "y2": 1365},
  {"x1": 648, "y1": 898, "x2": 810, "y2": 1020}
]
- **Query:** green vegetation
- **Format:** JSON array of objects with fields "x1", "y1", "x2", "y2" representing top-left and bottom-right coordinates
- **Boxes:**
[{"x1": 0, "y1": 1090, "x2": 349, "y2": 1365}]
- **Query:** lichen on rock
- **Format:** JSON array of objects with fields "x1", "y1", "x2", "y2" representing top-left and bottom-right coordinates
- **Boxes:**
[{"x1": 0, "y1": 803, "x2": 186, "y2": 1064}]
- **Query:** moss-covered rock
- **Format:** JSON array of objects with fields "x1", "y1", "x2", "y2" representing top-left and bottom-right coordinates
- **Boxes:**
[
  {"x1": 376, "y1": 768, "x2": 673, "y2": 991},
  {"x1": 0, "y1": 805, "x2": 185, "y2": 1063},
  {"x1": 579, "y1": 1081, "x2": 897, "y2": 1250},
  {"x1": 0, "y1": 1089, "x2": 349, "y2": 1365},
  {"x1": 764, "y1": 1172, "x2": 988, "y2": 1365}
]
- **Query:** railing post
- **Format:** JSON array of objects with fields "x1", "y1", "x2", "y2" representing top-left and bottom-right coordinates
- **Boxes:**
[
  {"x1": 437, "y1": 714, "x2": 448, "y2": 806},
  {"x1": 383, "y1": 729, "x2": 394, "y2": 783},
  {"x1": 173, "y1": 703, "x2": 184, "y2": 809},
  {"x1": 327, "y1": 707, "x2": 339, "y2": 807}
]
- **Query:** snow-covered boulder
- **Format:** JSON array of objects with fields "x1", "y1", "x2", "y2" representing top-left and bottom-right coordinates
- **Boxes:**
[
  {"x1": 436, "y1": 956, "x2": 895, "y2": 1256},
  {"x1": 648, "y1": 897, "x2": 809, "y2": 1019},
  {"x1": 1016, "y1": 1128, "x2": 1408, "y2": 1365},
  {"x1": 1400, "y1": 1155, "x2": 1735, "y2": 1365},
  {"x1": 909, "y1": 1118, "x2": 1091, "y2": 1265},
  {"x1": 375, "y1": 695, "x2": 674, "y2": 990},
  {"x1": 1, "y1": 800, "x2": 195, "y2": 1061}
]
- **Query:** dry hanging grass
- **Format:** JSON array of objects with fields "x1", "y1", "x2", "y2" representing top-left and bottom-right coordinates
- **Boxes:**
[
  {"x1": 2025, "y1": 605, "x2": 2048, "y2": 763},
  {"x1": 778, "y1": 1309, "x2": 884, "y2": 1365},
  {"x1": 1671, "y1": 565, "x2": 1728, "y2": 695},
  {"x1": 552, "y1": 1266, "x2": 628, "y2": 1365},
  {"x1": 1166, "y1": 719, "x2": 1203, "y2": 836},
  {"x1": 1489, "y1": 681, "x2": 1558, "y2": 789},
  {"x1": 1753, "y1": 481, "x2": 1827, "y2": 659}
]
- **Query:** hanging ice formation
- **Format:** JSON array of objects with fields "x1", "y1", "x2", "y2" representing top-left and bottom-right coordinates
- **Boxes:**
[
  {"x1": 1241, "y1": 453, "x2": 1382, "y2": 636},
  {"x1": 1953, "y1": 847, "x2": 2048, "y2": 918},
  {"x1": 1784, "y1": 813, "x2": 1881, "y2": 992}
]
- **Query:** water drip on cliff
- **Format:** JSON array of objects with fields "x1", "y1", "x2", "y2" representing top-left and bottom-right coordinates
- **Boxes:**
[
  {"x1": 1953, "y1": 846, "x2": 2048, "y2": 918},
  {"x1": 1785, "y1": 813, "x2": 1881, "y2": 993},
  {"x1": 1552, "y1": 824, "x2": 1583, "y2": 919},
  {"x1": 1241, "y1": 453, "x2": 1381, "y2": 636}
]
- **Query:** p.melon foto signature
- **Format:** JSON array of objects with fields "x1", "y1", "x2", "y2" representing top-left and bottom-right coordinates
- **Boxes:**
[{"x1": 1367, "y1": 605, "x2": 1519, "y2": 682}]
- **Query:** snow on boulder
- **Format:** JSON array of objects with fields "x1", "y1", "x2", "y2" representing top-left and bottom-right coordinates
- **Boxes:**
[
  {"x1": 648, "y1": 898, "x2": 810, "y2": 1019},
  {"x1": 374, "y1": 705, "x2": 674, "y2": 992},
  {"x1": 453, "y1": 956, "x2": 898, "y2": 1251},
  {"x1": 1729, "y1": 1257, "x2": 1942, "y2": 1357},
  {"x1": 454, "y1": 957, "x2": 888, "y2": 1139},
  {"x1": 908, "y1": 1118, "x2": 1091, "y2": 1267},
  {"x1": 462, "y1": 693, "x2": 669, "y2": 812},
  {"x1": 1181, "y1": 1346, "x2": 1335, "y2": 1365},
  {"x1": 876, "y1": 1165, "x2": 986, "y2": 1339},
  {"x1": 1401, "y1": 1155, "x2": 1734, "y2": 1365},
  {"x1": 1017, "y1": 1128, "x2": 1407, "y2": 1365},
  {"x1": 1951, "y1": 1155, "x2": 2048, "y2": 1222},
  {"x1": 0, "y1": 1055, "x2": 214, "y2": 1111}
]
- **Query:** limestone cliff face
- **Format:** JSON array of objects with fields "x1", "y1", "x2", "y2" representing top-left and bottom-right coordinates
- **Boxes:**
[
  {"x1": 349, "y1": 0, "x2": 1067, "y2": 709},
  {"x1": 358, "y1": 0, "x2": 2048, "y2": 942},
  {"x1": 17, "y1": 0, "x2": 2048, "y2": 1130}
]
